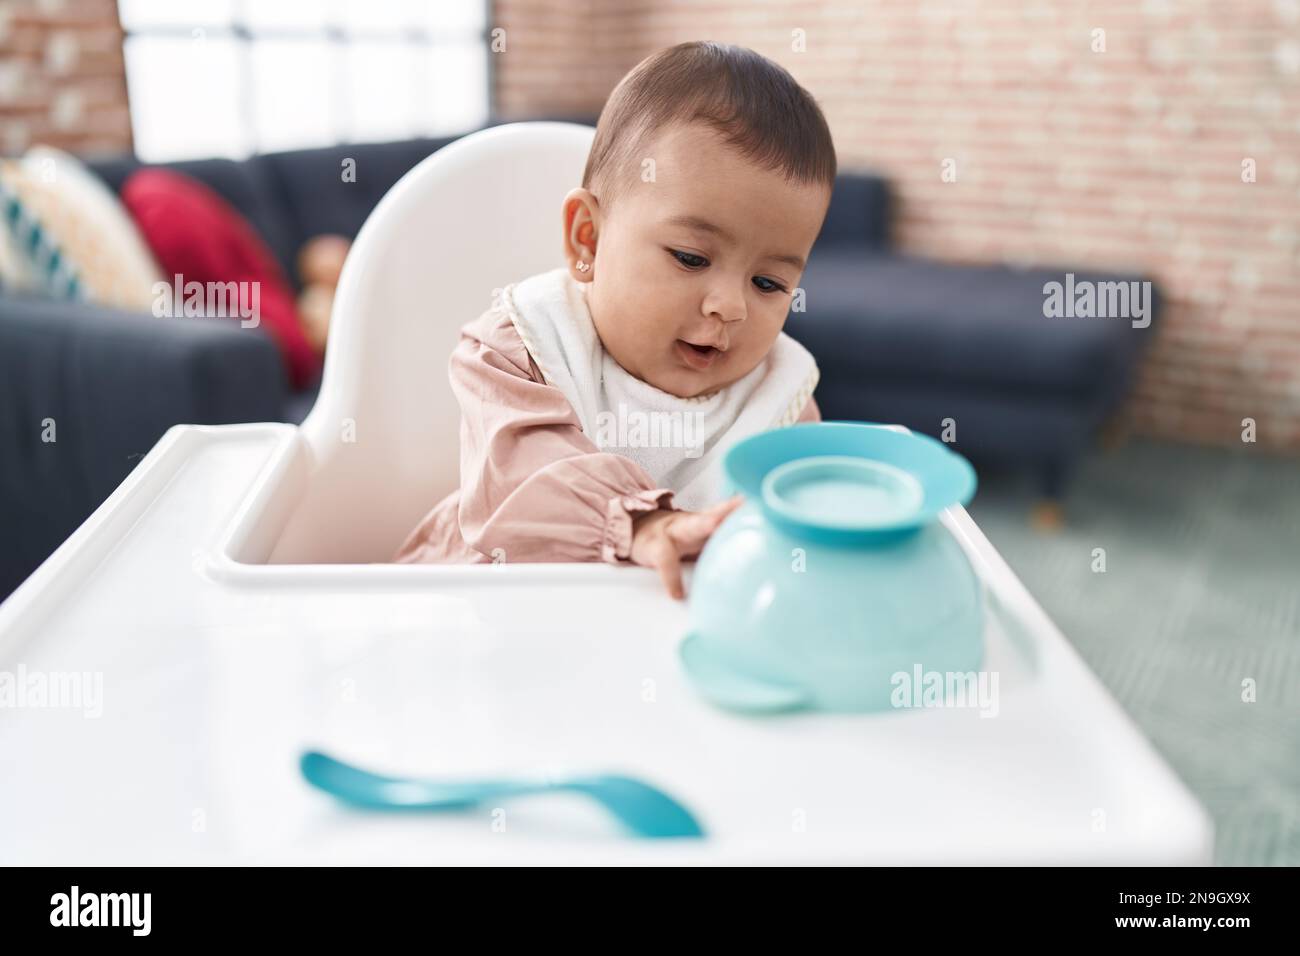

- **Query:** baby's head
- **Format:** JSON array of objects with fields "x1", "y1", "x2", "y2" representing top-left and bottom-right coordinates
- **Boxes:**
[{"x1": 564, "y1": 42, "x2": 837, "y2": 399}]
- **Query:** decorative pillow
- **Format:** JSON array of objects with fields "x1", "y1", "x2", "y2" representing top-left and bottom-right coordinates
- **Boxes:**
[
  {"x1": 0, "y1": 146, "x2": 165, "y2": 310},
  {"x1": 0, "y1": 177, "x2": 39, "y2": 294},
  {"x1": 0, "y1": 160, "x2": 84, "y2": 301},
  {"x1": 122, "y1": 168, "x2": 321, "y2": 389}
]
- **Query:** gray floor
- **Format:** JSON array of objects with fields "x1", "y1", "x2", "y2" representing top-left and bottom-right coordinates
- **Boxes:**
[{"x1": 968, "y1": 440, "x2": 1299, "y2": 866}]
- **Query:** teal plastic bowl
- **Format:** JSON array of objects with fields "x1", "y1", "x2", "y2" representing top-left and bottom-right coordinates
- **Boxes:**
[{"x1": 680, "y1": 423, "x2": 984, "y2": 714}]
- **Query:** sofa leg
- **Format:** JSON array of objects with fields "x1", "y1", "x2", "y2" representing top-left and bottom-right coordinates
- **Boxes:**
[
  {"x1": 1098, "y1": 415, "x2": 1129, "y2": 452},
  {"x1": 1031, "y1": 499, "x2": 1065, "y2": 531},
  {"x1": 1031, "y1": 459, "x2": 1068, "y2": 530}
]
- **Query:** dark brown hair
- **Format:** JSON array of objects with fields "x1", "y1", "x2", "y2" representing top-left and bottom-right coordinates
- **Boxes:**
[{"x1": 582, "y1": 41, "x2": 837, "y2": 210}]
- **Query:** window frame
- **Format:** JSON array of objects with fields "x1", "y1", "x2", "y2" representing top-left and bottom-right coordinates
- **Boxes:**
[{"x1": 118, "y1": 0, "x2": 496, "y2": 160}]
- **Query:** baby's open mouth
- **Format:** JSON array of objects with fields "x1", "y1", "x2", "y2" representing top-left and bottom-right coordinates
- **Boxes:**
[{"x1": 675, "y1": 338, "x2": 723, "y2": 370}]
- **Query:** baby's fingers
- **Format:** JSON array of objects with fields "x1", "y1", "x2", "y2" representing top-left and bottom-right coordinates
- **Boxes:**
[
  {"x1": 709, "y1": 495, "x2": 745, "y2": 523},
  {"x1": 651, "y1": 535, "x2": 685, "y2": 600},
  {"x1": 665, "y1": 513, "x2": 718, "y2": 554},
  {"x1": 667, "y1": 496, "x2": 743, "y2": 553}
]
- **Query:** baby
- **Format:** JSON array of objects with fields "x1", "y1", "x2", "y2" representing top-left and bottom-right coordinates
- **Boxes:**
[{"x1": 395, "y1": 41, "x2": 837, "y2": 598}]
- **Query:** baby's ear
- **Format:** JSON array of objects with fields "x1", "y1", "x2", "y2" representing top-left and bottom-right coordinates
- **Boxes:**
[{"x1": 562, "y1": 187, "x2": 601, "y2": 279}]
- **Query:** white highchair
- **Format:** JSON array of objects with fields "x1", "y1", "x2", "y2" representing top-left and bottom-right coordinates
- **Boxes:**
[
  {"x1": 270, "y1": 121, "x2": 599, "y2": 565},
  {"x1": 0, "y1": 123, "x2": 1212, "y2": 865}
]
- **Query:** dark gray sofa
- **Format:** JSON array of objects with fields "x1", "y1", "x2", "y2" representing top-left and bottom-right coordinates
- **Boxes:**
[{"x1": 793, "y1": 187, "x2": 1160, "y2": 494}]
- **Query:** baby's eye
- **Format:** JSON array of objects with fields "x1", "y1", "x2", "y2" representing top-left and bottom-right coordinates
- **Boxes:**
[
  {"x1": 670, "y1": 249, "x2": 709, "y2": 269},
  {"x1": 753, "y1": 276, "x2": 788, "y2": 294}
]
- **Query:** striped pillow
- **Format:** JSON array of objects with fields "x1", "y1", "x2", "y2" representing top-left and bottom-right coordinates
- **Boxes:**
[
  {"x1": 0, "y1": 147, "x2": 164, "y2": 310},
  {"x1": 0, "y1": 162, "x2": 83, "y2": 300}
]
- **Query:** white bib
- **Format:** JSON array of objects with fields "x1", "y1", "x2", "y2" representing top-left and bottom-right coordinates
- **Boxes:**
[{"x1": 497, "y1": 267, "x2": 818, "y2": 511}]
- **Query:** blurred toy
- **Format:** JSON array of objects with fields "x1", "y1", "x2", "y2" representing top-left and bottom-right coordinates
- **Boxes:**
[{"x1": 296, "y1": 234, "x2": 351, "y2": 353}]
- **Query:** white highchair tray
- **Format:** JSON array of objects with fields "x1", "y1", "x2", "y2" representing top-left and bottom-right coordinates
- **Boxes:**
[{"x1": 0, "y1": 423, "x2": 1213, "y2": 864}]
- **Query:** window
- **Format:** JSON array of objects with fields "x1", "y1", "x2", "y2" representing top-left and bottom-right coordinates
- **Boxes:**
[{"x1": 119, "y1": 0, "x2": 491, "y2": 161}]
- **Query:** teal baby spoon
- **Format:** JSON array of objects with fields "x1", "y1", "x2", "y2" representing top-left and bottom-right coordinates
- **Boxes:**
[{"x1": 300, "y1": 751, "x2": 705, "y2": 840}]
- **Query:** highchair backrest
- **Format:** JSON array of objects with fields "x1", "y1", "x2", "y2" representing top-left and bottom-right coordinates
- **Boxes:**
[{"x1": 268, "y1": 122, "x2": 597, "y2": 563}]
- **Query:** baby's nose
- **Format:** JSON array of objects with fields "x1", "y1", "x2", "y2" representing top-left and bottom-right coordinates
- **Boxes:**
[{"x1": 703, "y1": 287, "x2": 747, "y2": 324}]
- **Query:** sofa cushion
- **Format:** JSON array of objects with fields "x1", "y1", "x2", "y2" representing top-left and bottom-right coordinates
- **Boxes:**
[
  {"x1": 0, "y1": 148, "x2": 165, "y2": 311},
  {"x1": 254, "y1": 137, "x2": 456, "y2": 278},
  {"x1": 813, "y1": 172, "x2": 891, "y2": 250},
  {"x1": 122, "y1": 168, "x2": 320, "y2": 390},
  {"x1": 788, "y1": 251, "x2": 1158, "y2": 397},
  {"x1": 0, "y1": 164, "x2": 81, "y2": 300},
  {"x1": 811, "y1": 376, "x2": 1095, "y2": 470},
  {"x1": 90, "y1": 155, "x2": 300, "y2": 290}
]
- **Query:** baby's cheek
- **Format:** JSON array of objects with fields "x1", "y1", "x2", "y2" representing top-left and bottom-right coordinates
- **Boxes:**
[{"x1": 744, "y1": 322, "x2": 782, "y2": 358}]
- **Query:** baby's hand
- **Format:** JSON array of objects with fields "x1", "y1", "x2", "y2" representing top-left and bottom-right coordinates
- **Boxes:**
[{"x1": 630, "y1": 496, "x2": 744, "y2": 600}]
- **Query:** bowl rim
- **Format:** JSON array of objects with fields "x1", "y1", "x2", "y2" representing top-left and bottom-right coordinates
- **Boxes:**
[
  {"x1": 761, "y1": 455, "x2": 927, "y2": 533},
  {"x1": 725, "y1": 422, "x2": 977, "y2": 537}
]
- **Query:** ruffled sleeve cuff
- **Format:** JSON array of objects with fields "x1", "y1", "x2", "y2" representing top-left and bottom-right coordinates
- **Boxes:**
[{"x1": 601, "y1": 488, "x2": 676, "y2": 564}]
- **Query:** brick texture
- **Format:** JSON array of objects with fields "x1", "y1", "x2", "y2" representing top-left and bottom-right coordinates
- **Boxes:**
[
  {"x1": 495, "y1": 0, "x2": 1300, "y2": 451},
  {"x1": 0, "y1": 0, "x2": 133, "y2": 156}
]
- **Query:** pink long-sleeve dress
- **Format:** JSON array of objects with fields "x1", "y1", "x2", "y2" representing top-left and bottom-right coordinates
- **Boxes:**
[{"x1": 393, "y1": 304, "x2": 820, "y2": 566}]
